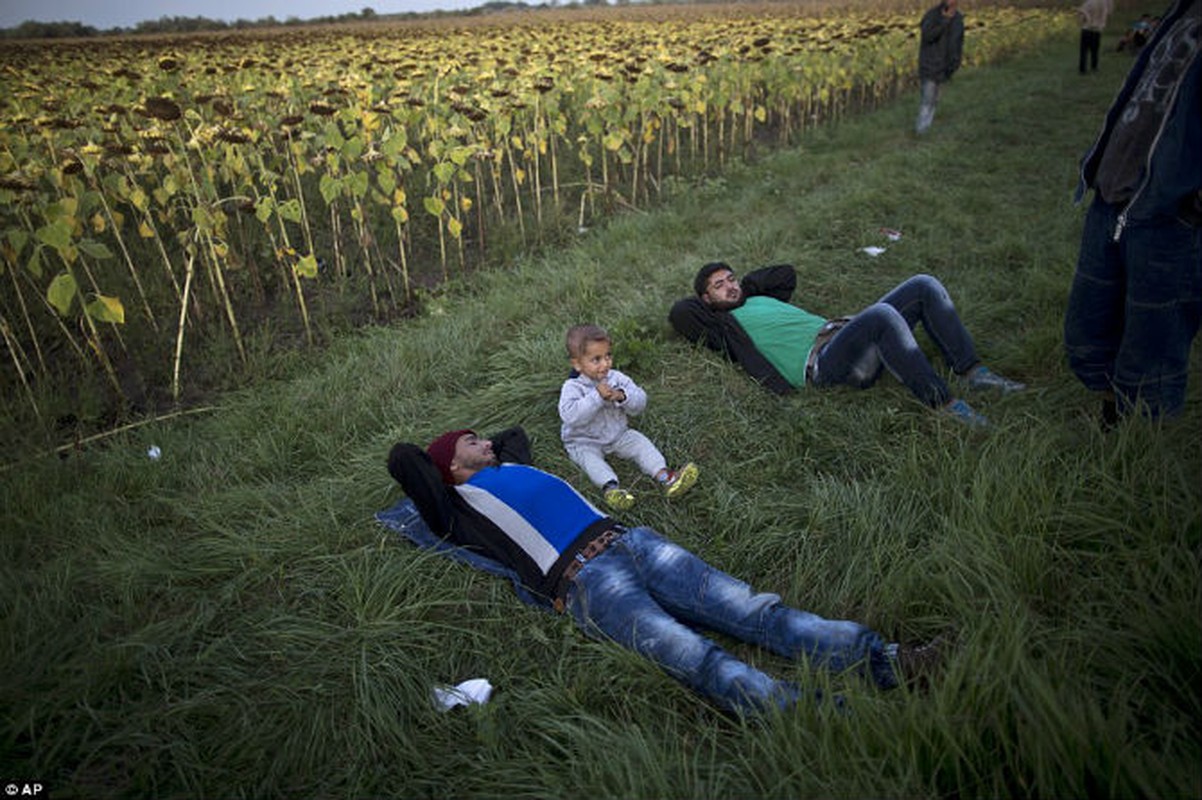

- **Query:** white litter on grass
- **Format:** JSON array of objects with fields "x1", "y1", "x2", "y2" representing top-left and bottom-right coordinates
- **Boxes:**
[
  {"x1": 433, "y1": 678, "x2": 494, "y2": 711},
  {"x1": 879, "y1": 227, "x2": 903, "y2": 242},
  {"x1": 147, "y1": 445, "x2": 162, "y2": 460},
  {"x1": 860, "y1": 246, "x2": 887, "y2": 257}
]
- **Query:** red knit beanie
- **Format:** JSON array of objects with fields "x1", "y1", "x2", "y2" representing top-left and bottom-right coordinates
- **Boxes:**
[{"x1": 427, "y1": 429, "x2": 474, "y2": 484}]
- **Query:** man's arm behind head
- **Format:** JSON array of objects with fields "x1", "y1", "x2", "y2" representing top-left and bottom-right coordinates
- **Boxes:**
[
  {"x1": 387, "y1": 441, "x2": 457, "y2": 535},
  {"x1": 490, "y1": 426, "x2": 532, "y2": 465}
]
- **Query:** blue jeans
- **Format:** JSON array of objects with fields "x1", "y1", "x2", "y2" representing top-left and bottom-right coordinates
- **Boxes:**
[
  {"x1": 915, "y1": 79, "x2": 941, "y2": 134},
  {"x1": 813, "y1": 274, "x2": 979, "y2": 408},
  {"x1": 1065, "y1": 198, "x2": 1202, "y2": 418},
  {"x1": 565, "y1": 527, "x2": 898, "y2": 715}
]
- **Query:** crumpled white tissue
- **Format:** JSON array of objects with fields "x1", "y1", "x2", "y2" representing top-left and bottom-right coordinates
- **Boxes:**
[
  {"x1": 860, "y1": 246, "x2": 887, "y2": 257},
  {"x1": 433, "y1": 678, "x2": 494, "y2": 711}
]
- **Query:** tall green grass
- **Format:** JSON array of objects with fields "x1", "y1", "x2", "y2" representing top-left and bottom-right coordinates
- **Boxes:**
[{"x1": 3, "y1": 23, "x2": 1199, "y2": 799}]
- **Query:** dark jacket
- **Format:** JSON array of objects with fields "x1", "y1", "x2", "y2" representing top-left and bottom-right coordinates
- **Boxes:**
[
  {"x1": 918, "y1": 2, "x2": 965, "y2": 82},
  {"x1": 1076, "y1": 0, "x2": 1202, "y2": 234},
  {"x1": 668, "y1": 264, "x2": 798, "y2": 395},
  {"x1": 386, "y1": 426, "x2": 613, "y2": 607}
]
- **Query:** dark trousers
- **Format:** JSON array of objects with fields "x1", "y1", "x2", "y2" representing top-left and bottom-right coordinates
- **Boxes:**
[
  {"x1": 1080, "y1": 29, "x2": 1102, "y2": 73},
  {"x1": 812, "y1": 275, "x2": 979, "y2": 408},
  {"x1": 1064, "y1": 198, "x2": 1202, "y2": 418}
]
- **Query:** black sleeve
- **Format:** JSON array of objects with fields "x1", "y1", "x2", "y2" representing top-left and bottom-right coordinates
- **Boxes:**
[
  {"x1": 387, "y1": 442, "x2": 456, "y2": 535},
  {"x1": 948, "y1": 17, "x2": 964, "y2": 76},
  {"x1": 920, "y1": 6, "x2": 948, "y2": 45},
  {"x1": 740, "y1": 264, "x2": 797, "y2": 302},
  {"x1": 490, "y1": 426, "x2": 532, "y2": 465},
  {"x1": 668, "y1": 296, "x2": 729, "y2": 351}
]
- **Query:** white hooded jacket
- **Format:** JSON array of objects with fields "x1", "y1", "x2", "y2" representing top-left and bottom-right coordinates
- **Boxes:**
[{"x1": 558, "y1": 368, "x2": 648, "y2": 448}]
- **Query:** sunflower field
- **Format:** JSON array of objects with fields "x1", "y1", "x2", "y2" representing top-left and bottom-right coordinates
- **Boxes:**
[{"x1": 0, "y1": 3, "x2": 1073, "y2": 432}]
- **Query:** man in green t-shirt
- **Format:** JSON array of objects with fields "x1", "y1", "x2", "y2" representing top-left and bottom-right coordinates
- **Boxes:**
[{"x1": 669, "y1": 263, "x2": 1024, "y2": 426}]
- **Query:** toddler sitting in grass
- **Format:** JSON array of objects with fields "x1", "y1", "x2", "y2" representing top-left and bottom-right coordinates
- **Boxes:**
[{"x1": 558, "y1": 324, "x2": 697, "y2": 510}]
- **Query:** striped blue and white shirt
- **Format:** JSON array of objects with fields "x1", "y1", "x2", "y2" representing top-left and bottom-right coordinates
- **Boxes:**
[{"x1": 457, "y1": 463, "x2": 608, "y2": 578}]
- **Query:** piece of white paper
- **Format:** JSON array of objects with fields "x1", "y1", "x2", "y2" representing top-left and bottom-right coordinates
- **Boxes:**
[
  {"x1": 433, "y1": 678, "x2": 494, "y2": 711},
  {"x1": 860, "y1": 246, "x2": 886, "y2": 257}
]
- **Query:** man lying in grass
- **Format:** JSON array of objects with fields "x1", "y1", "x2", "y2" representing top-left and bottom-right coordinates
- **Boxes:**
[
  {"x1": 387, "y1": 426, "x2": 941, "y2": 715},
  {"x1": 670, "y1": 263, "x2": 1025, "y2": 427}
]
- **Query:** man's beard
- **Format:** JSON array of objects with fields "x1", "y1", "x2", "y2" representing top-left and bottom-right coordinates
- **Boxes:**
[{"x1": 707, "y1": 295, "x2": 743, "y2": 311}]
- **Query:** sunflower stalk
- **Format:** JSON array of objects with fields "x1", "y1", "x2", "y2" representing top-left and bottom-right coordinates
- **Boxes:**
[
  {"x1": 284, "y1": 135, "x2": 318, "y2": 276},
  {"x1": 54, "y1": 255, "x2": 123, "y2": 398},
  {"x1": 171, "y1": 119, "x2": 245, "y2": 364},
  {"x1": 352, "y1": 201, "x2": 381, "y2": 318},
  {"x1": 255, "y1": 174, "x2": 313, "y2": 347},
  {"x1": 74, "y1": 252, "x2": 127, "y2": 352},
  {"x1": 82, "y1": 181, "x2": 159, "y2": 332},
  {"x1": 450, "y1": 184, "x2": 466, "y2": 274},
  {"x1": 117, "y1": 163, "x2": 186, "y2": 308},
  {"x1": 4, "y1": 254, "x2": 47, "y2": 375},
  {"x1": 503, "y1": 143, "x2": 526, "y2": 245},
  {"x1": 0, "y1": 313, "x2": 42, "y2": 422},
  {"x1": 170, "y1": 252, "x2": 195, "y2": 403},
  {"x1": 472, "y1": 158, "x2": 487, "y2": 263}
]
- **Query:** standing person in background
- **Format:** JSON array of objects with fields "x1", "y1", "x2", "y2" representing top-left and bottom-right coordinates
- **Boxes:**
[
  {"x1": 1079, "y1": 0, "x2": 1114, "y2": 73},
  {"x1": 1065, "y1": 0, "x2": 1202, "y2": 424},
  {"x1": 915, "y1": 0, "x2": 965, "y2": 134}
]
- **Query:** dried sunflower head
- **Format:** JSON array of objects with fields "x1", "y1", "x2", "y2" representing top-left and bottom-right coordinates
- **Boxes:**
[
  {"x1": 144, "y1": 97, "x2": 182, "y2": 121},
  {"x1": 0, "y1": 174, "x2": 36, "y2": 191},
  {"x1": 217, "y1": 127, "x2": 251, "y2": 144}
]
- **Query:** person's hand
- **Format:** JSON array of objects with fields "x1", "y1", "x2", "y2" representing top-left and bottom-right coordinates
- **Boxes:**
[{"x1": 597, "y1": 381, "x2": 625, "y2": 403}]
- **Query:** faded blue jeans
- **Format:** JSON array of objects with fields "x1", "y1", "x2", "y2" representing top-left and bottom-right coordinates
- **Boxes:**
[
  {"x1": 812, "y1": 274, "x2": 980, "y2": 408},
  {"x1": 565, "y1": 526, "x2": 898, "y2": 715},
  {"x1": 1065, "y1": 198, "x2": 1202, "y2": 418},
  {"x1": 915, "y1": 78, "x2": 942, "y2": 134}
]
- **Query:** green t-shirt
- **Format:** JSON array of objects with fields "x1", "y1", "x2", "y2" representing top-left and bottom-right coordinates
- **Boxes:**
[{"x1": 730, "y1": 295, "x2": 826, "y2": 388}]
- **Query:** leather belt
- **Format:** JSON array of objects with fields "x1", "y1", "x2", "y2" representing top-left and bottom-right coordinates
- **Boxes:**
[
  {"x1": 552, "y1": 528, "x2": 624, "y2": 613},
  {"x1": 805, "y1": 316, "x2": 851, "y2": 384}
]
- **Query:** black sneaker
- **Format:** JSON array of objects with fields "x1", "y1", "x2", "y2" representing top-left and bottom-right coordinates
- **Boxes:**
[
  {"x1": 1101, "y1": 398, "x2": 1119, "y2": 431},
  {"x1": 895, "y1": 635, "x2": 948, "y2": 689}
]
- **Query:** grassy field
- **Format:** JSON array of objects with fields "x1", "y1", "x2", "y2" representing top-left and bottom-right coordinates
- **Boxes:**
[{"x1": 2, "y1": 17, "x2": 1200, "y2": 799}]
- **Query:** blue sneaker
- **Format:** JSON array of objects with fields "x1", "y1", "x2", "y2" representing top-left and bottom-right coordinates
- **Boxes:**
[
  {"x1": 962, "y1": 365, "x2": 1026, "y2": 394},
  {"x1": 942, "y1": 398, "x2": 989, "y2": 428}
]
